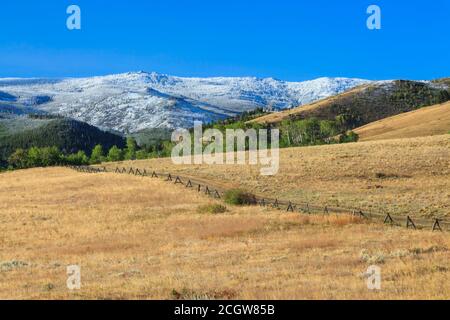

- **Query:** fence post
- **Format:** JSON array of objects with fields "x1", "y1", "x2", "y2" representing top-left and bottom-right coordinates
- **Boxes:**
[
  {"x1": 197, "y1": 184, "x2": 202, "y2": 193},
  {"x1": 151, "y1": 171, "x2": 158, "y2": 178},
  {"x1": 406, "y1": 216, "x2": 416, "y2": 230},
  {"x1": 175, "y1": 176, "x2": 183, "y2": 184},
  {"x1": 384, "y1": 213, "x2": 394, "y2": 224},
  {"x1": 214, "y1": 190, "x2": 221, "y2": 199},
  {"x1": 186, "y1": 180, "x2": 193, "y2": 188},
  {"x1": 129, "y1": 168, "x2": 135, "y2": 175},
  {"x1": 432, "y1": 219, "x2": 442, "y2": 232},
  {"x1": 260, "y1": 198, "x2": 266, "y2": 207},
  {"x1": 287, "y1": 202, "x2": 294, "y2": 212},
  {"x1": 166, "y1": 174, "x2": 173, "y2": 181},
  {"x1": 324, "y1": 206, "x2": 329, "y2": 214},
  {"x1": 273, "y1": 199, "x2": 279, "y2": 208},
  {"x1": 205, "y1": 186, "x2": 211, "y2": 195}
]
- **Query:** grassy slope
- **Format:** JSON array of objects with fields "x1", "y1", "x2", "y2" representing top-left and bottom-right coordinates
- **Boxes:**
[
  {"x1": 250, "y1": 80, "x2": 450, "y2": 127},
  {"x1": 105, "y1": 135, "x2": 450, "y2": 218},
  {"x1": 0, "y1": 167, "x2": 449, "y2": 299},
  {"x1": 250, "y1": 85, "x2": 370, "y2": 124},
  {"x1": 354, "y1": 101, "x2": 450, "y2": 141}
]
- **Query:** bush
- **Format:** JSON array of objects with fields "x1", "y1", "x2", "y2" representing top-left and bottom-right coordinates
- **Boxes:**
[
  {"x1": 197, "y1": 204, "x2": 227, "y2": 214},
  {"x1": 8, "y1": 148, "x2": 28, "y2": 169},
  {"x1": 339, "y1": 131, "x2": 359, "y2": 143},
  {"x1": 224, "y1": 189, "x2": 257, "y2": 206}
]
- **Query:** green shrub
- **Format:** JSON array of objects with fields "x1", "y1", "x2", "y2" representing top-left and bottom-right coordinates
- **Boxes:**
[
  {"x1": 224, "y1": 189, "x2": 257, "y2": 206},
  {"x1": 197, "y1": 204, "x2": 227, "y2": 214},
  {"x1": 339, "y1": 131, "x2": 359, "y2": 143}
]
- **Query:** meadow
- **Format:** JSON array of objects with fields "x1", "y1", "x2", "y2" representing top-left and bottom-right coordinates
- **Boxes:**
[
  {"x1": 0, "y1": 166, "x2": 449, "y2": 299},
  {"x1": 106, "y1": 134, "x2": 450, "y2": 219}
]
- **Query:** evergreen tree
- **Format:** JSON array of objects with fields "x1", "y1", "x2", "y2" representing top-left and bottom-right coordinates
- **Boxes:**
[{"x1": 124, "y1": 137, "x2": 137, "y2": 160}]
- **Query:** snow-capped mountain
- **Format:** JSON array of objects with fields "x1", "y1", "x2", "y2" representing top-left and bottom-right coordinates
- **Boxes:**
[{"x1": 0, "y1": 72, "x2": 370, "y2": 133}]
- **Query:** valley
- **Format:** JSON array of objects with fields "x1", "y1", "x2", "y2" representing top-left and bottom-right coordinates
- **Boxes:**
[{"x1": 0, "y1": 73, "x2": 449, "y2": 301}]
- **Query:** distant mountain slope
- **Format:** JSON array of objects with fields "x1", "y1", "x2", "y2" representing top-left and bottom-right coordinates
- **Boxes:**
[
  {"x1": 0, "y1": 72, "x2": 369, "y2": 132},
  {"x1": 0, "y1": 116, "x2": 125, "y2": 164},
  {"x1": 250, "y1": 80, "x2": 450, "y2": 128},
  {"x1": 353, "y1": 101, "x2": 450, "y2": 141}
]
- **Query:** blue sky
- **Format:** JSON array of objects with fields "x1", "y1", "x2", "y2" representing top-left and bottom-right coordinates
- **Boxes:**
[{"x1": 0, "y1": 0, "x2": 449, "y2": 81}]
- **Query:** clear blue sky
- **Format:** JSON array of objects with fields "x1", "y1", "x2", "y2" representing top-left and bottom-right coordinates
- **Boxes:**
[{"x1": 0, "y1": 0, "x2": 449, "y2": 81}]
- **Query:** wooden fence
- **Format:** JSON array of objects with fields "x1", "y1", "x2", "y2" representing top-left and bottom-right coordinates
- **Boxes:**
[{"x1": 67, "y1": 165, "x2": 450, "y2": 232}]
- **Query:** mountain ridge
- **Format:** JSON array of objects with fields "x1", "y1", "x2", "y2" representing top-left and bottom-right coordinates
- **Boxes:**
[
  {"x1": 0, "y1": 71, "x2": 370, "y2": 133},
  {"x1": 249, "y1": 79, "x2": 450, "y2": 128}
]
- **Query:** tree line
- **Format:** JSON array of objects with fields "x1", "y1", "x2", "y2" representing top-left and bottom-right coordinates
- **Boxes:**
[
  {"x1": 2, "y1": 116, "x2": 359, "y2": 171},
  {"x1": 4, "y1": 137, "x2": 173, "y2": 170}
]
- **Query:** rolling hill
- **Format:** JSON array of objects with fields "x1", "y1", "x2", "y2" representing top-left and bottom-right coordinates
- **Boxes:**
[
  {"x1": 354, "y1": 101, "x2": 450, "y2": 141},
  {"x1": 104, "y1": 134, "x2": 450, "y2": 219},
  {"x1": 250, "y1": 80, "x2": 450, "y2": 129},
  {"x1": 0, "y1": 115, "x2": 125, "y2": 165}
]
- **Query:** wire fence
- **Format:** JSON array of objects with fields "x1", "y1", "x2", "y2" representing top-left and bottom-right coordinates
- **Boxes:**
[{"x1": 66, "y1": 165, "x2": 450, "y2": 233}]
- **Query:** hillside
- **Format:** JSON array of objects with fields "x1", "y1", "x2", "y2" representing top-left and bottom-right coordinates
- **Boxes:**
[
  {"x1": 354, "y1": 101, "x2": 450, "y2": 141},
  {"x1": 0, "y1": 116, "x2": 125, "y2": 165},
  {"x1": 1, "y1": 167, "x2": 449, "y2": 299},
  {"x1": 0, "y1": 72, "x2": 369, "y2": 132},
  {"x1": 105, "y1": 134, "x2": 450, "y2": 219},
  {"x1": 250, "y1": 80, "x2": 450, "y2": 129}
]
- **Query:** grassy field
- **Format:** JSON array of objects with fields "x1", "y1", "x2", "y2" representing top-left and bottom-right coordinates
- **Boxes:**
[
  {"x1": 354, "y1": 102, "x2": 450, "y2": 141},
  {"x1": 0, "y1": 167, "x2": 449, "y2": 299},
  {"x1": 106, "y1": 134, "x2": 450, "y2": 219}
]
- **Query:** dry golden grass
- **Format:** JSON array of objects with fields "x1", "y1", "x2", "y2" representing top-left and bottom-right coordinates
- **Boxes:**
[
  {"x1": 107, "y1": 135, "x2": 450, "y2": 219},
  {"x1": 354, "y1": 102, "x2": 450, "y2": 141},
  {"x1": 0, "y1": 167, "x2": 449, "y2": 299}
]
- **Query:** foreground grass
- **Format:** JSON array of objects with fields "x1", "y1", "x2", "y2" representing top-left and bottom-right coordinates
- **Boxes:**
[{"x1": 0, "y1": 168, "x2": 449, "y2": 299}]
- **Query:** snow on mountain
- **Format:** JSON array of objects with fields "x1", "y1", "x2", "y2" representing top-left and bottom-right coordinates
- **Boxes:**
[{"x1": 0, "y1": 72, "x2": 370, "y2": 133}]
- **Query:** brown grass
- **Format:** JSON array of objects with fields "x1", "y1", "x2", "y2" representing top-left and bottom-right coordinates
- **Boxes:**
[
  {"x1": 354, "y1": 102, "x2": 450, "y2": 141},
  {"x1": 0, "y1": 167, "x2": 449, "y2": 299},
  {"x1": 106, "y1": 135, "x2": 450, "y2": 218}
]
